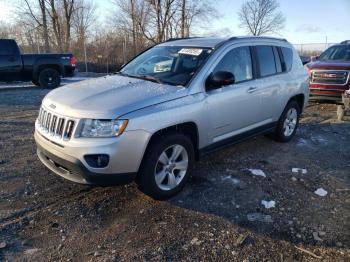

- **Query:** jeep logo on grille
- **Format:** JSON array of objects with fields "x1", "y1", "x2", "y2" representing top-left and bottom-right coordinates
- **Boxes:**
[{"x1": 49, "y1": 104, "x2": 56, "y2": 109}]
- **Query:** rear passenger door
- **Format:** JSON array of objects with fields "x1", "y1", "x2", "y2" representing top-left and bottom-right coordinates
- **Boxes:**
[{"x1": 252, "y1": 45, "x2": 284, "y2": 122}]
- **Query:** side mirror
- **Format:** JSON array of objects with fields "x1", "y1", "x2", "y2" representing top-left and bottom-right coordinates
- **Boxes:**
[
  {"x1": 206, "y1": 71, "x2": 235, "y2": 90},
  {"x1": 311, "y1": 55, "x2": 319, "y2": 62}
]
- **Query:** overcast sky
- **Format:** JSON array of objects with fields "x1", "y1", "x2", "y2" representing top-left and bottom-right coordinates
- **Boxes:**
[{"x1": 1, "y1": 0, "x2": 349, "y2": 44}]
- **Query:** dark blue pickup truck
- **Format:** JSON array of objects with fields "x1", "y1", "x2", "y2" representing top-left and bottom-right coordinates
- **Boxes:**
[{"x1": 0, "y1": 39, "x2": 75, "y2": 88}]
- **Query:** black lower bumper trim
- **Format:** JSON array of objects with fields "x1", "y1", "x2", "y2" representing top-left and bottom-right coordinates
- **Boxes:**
[
  {"x1": 309, "y1": 94, "x2": 343, "y2": 104},
  {"x1": 36, "y1": 143, "x2": 136, "y2": 186}
]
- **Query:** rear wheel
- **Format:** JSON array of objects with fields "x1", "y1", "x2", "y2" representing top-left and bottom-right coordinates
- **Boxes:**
[
  {"x1": 272, "y1": 100, "x2": 300, "y2": 142},
  {"x1": 137, "y1": 133, "x2": 194, "y2": 200},
  {"x1": 38, "y1": 68, "x2": 61, "y2": 88}
]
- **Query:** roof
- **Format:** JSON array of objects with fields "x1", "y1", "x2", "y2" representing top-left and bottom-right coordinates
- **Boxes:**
[
  {"x1": 158, "y1": 36, "x2": 288, "y2": 48},
  {"x1": 158, "y1": 37, "x2": 230, "y2": 48}
]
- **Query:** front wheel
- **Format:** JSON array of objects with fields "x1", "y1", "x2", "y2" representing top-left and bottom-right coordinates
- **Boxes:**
[
  {"x1": 38, "y1": 68, "x2": 61, "y2": 88},
  {"x1": 273, "y1": 100, "x2": 300, "y2": 142},
  {"x1": 137, "y1": 133, "x2": 195, "y2": 200}
]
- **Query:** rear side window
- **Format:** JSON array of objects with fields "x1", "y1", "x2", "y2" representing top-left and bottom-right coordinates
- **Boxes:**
[
  {"x1": 273, "y1": 46, "x2": 282, "y2": 73},
  {"x1": 0, "y1": 40, "x2": 14, "y2": 55},
  {"x1": 213, "y1": 46, "x2": 253, "y2": 83},
  {"x1": 281, "y1": 47, "x2": 293, "y2": 71},
  {"x1": 255, "y1": 46, "x2": 276, "y2": 77}
]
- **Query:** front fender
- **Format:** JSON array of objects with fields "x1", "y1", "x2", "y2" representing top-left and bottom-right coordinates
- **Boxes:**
[{"x1": 121, "y1": 93, "x2": 209, "y2": 148}]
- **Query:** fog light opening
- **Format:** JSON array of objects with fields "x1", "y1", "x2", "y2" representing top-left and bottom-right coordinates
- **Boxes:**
[{"x1": 84, "y1": 154, "x2": 109, "y2": 168}]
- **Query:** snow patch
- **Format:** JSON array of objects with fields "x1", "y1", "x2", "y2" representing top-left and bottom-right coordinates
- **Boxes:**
[
  {"x1": 248, "y1": 169, "x2": 266, "y2": 177},
  {"x1": 297, "y1": 138, "x2": 307, "y2": 146},
  {"x1": 311, "y1": 135, "x2": 328, "y2": 145},
  {"x1": 314, "y1": 188, "x2": 328, "y2": 197},
  {"x1": 247, "y1": 213, "x2": 273, "y2": 223},
  {"x1": 292, "y1": 168, "x2": 307, "y2": 174},
  {"x1": 221, "y1": 175, "x2": 240, "y2": 185},
  {"x1": 261, "y1": 200, "x2": 276, "y2": 209}
]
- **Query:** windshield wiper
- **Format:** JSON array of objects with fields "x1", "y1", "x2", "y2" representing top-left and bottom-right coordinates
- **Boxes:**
[
  {"x1": 116, "y1": 72, "x2": 181, "y2": 86},
  {"x1": 116, "y1": 72, "x2": 163, "y2": 84},
  {"x1": 137, "y1": 75, "x2": 164, "y2": 84}
]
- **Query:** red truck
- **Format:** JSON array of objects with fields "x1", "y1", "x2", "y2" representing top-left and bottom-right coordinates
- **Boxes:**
[{"x1": 306, "y1": 41, "x2": 350, "y2": 103}]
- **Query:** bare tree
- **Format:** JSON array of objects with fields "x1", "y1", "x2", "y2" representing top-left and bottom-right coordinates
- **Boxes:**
[
  {"x1": 180, "y1": 0, "x2": 185, "y2": 37},
  {"x1": 111, "y1": 0, "x2": 217, "y2": 55},
  {"x1": 46, "y1": 0, "x2": 76, "y2": 52},
  {"x1": 112, "y1": 0, "x2": 151, "y2": 55},
  {"x1": 21, "y1": 0, "x2": 51, "y2": 52},
  {"x1": 238, "y1": 0, "x2": 285, "y2": 36}
]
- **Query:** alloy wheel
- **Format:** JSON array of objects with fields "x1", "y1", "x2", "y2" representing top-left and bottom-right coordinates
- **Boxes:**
[{"x1": 154, "y1": 144, "x2": 189, "y2": 191}]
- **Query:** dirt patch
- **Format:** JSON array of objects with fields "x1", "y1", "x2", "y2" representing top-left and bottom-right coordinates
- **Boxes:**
[{"x1": 0, "y1": 89, "x2": 349, "y2": 261}]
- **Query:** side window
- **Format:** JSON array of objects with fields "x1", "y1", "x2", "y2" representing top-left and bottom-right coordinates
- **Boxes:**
[
  {"x1": 0, "y1": 40, "x2": 14, "y2": 56},
  {"x1": 281, "y1": 47, "x2": 293, "y2": 71},
  {"x1": 273, "y1": 46, "x2": 282, "y2": 73},
  {"x1": 213, "y1": 46, "x2": 253, "y2": 83},
  {"x1": 255, "y1": 45, "x2": 276, "y2": 77}
]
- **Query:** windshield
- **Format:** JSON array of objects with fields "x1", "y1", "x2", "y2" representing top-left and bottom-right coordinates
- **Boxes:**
[
  {"x1": 119, "y1": 46, "x2": 212, "y2": 86},
  {"x1": 319, "y1": 45, "x2": 350, "y2": 61}
]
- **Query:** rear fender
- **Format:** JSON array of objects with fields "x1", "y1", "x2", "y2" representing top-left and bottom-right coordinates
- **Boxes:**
[{"x1": 33, "y1": 58, "x2": 64, "y2": 81}]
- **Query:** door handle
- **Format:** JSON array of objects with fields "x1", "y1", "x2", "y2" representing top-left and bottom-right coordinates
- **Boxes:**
[{"x1": 247, "y1": 87, "x2": 258, "y2": 93}]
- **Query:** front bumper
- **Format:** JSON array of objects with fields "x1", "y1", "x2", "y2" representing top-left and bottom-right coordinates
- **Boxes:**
[
  {"x1": 309, "y1": 91, "x2": 343, "y2": 103},
  {"x1": 34, "y1": 128, "x2": 151, "y2": 185}
]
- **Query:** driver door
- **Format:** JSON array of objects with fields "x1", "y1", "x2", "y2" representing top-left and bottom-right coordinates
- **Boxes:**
[{"x1": 205, "y1": 46, "x2": 265, "y2": 143}]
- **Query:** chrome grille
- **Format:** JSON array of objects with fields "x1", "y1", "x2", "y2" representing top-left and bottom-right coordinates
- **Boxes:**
[
  {"x1": 311, "y1": 70, "x2": 349, "y2": 85},
  {"x1": 37, "y1": 107, "x2": 75, "y2": 140}
]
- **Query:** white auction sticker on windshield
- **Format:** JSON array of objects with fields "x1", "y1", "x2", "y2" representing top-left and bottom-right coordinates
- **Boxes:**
[{"x1": 179, "y1": 48, "x2": 203, "y2": 56}]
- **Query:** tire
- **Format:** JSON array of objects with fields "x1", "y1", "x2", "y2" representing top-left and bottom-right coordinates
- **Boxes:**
[
  {"x1": 32, "y1": 80, "x2": 40, "y2": 86},
  {"x1": 137, "y1": 133, "x2": 195, "y2": 200},
  {"x1": 38, "y1": 68, "x2": 61, "y2": 88},
  {"x1": 272, "y1": 100, "x2": 300, "y2": 142}
]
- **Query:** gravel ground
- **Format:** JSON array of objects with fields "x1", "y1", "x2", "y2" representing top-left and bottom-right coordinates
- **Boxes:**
[{"x1": 0, "y1": 84, "x2": 349, "y2": 261}]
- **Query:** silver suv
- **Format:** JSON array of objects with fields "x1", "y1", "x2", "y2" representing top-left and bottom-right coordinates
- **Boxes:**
[{"x1": 35, "y1": 37, "x2": 309, "y2": 199}]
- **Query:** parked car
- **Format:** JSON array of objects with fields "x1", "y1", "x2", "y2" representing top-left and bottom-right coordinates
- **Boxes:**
[
  {"x1": 0, "y1": 39, "x2": 75, "y2": 88},
  {"x1": 306, "y1": 40, "x2": 350, "y2": 103},
  {"x1": 35, "y1": 36, "x2": 309, "y2": 199}
]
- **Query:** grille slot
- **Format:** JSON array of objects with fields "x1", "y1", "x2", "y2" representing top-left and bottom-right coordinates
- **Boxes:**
[
  {"x1": 57, "y1": 118, "x2": 65, "y2": 136},
  {"x1": 50, "y1": 116, "x2": 57, "y2": 133},
  {"x1": 64, "y1": 120, "x2": 75, "y2": 139},
  {"x1": 36, "y1": 106, "x2": 76, "y2": 140},
  {"x1": 311, "y1": 70, "x2": 349, "y2": 85}
]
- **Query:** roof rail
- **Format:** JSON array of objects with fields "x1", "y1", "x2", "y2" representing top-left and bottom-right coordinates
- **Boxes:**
[
  {"x1": 214, "y1": 36, "x2": 287, "y2": 49},
  {"x1": 214, "y1": 37, "x2": 238, "y2": 48},
  {"x1": 239, "y1": 36, "x2": 288, "y2": 42},
  {"x1": 340, "y1": 40, "x2": 350, "y2": 44},
  {"x1": 164, "y1": 37, "x2": 203, "y2": 43}
]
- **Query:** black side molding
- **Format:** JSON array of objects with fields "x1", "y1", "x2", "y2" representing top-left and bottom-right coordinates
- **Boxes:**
[{"x1": 199, "y1": 122, "x2": 277, "y2": 157}]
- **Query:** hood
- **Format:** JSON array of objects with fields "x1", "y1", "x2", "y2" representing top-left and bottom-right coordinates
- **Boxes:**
[
  {"x1": 307, "y1": 60, "x2": 350, "y2": 71},
  {"x1": 43, "y1": 75, "x2": 188, "y2": 119}
]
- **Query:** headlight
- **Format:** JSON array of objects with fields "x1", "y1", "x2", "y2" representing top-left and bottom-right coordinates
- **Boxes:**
[{"x1": 80, "y1": 119, "x2": 128, "y2": 137}]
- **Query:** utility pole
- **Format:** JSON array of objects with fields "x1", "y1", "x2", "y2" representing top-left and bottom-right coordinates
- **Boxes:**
[{"x1": 83, "y1": 36, "x2": 88, "y2": 73}]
